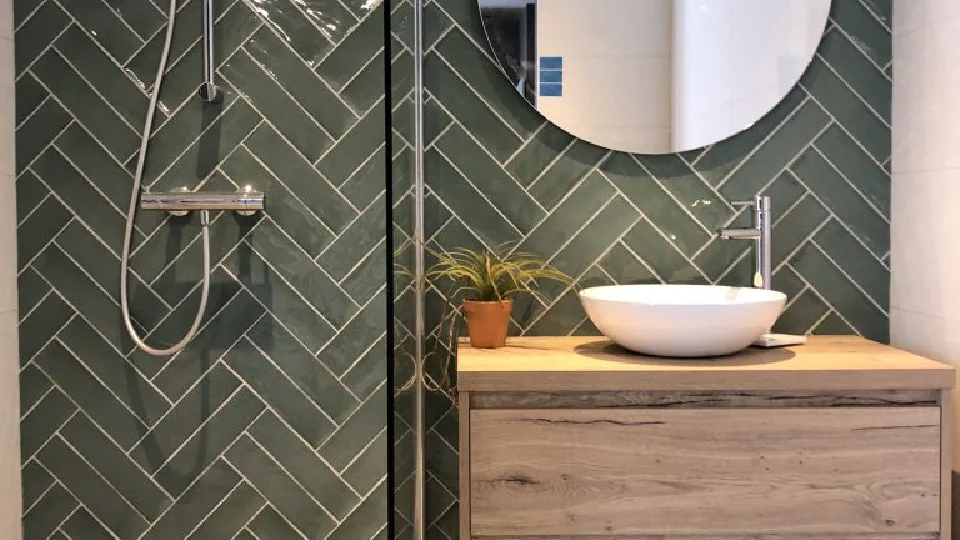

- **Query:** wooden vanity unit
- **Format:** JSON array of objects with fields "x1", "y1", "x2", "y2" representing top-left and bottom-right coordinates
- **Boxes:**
[{"x1": 457, "y1": 336, "x2": 956, "y2": 540}]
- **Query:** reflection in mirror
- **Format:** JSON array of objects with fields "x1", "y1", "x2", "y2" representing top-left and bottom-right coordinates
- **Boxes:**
[{"x1": 479, "y1": 0, "x2": 831, "y2": 154}]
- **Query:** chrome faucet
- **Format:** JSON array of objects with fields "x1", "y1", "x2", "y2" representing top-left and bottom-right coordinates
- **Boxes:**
[{"x1": 718, "y1": 196, "x2": 772, "y2": 290}]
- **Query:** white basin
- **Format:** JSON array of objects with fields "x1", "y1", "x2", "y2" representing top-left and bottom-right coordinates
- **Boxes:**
[{"x1": 579, "y1": 285, "x2": 787, "y2": 357}]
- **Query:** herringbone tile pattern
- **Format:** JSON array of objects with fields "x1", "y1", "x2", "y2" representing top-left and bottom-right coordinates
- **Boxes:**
[
  {"x1": 16, "y1": 1, "x2": 390, "y2": 539},
  {"x1": 398, "y1": 0, "x2": 893, "y2": 538}
]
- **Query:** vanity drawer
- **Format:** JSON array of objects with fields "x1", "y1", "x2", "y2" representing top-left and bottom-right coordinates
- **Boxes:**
[{"x1": 469, "y1": 407, "x2": 941, "y2": 537}]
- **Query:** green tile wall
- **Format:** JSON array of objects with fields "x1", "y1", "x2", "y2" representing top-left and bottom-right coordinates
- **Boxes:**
[
  {"x1": 16, "y1": 1, "x2": 389, "y2": 539},
  {"x1": 396, "y1": 0, "x2": 893, "y2": 538}
]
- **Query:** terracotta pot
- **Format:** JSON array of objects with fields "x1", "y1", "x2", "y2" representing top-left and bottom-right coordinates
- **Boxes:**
[{"x1": 462, "y1": 300, "x2": 513, "y2": 348}]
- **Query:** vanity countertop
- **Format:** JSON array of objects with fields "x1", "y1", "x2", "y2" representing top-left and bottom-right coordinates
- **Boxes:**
[{"x1": 457, "y1": 335, "x2": 955, "y2": 392}]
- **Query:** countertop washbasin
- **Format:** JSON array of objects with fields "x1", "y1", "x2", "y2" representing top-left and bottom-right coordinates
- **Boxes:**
[{"x1": 579, "y1": 284, "x2": 787, "y2": 357}]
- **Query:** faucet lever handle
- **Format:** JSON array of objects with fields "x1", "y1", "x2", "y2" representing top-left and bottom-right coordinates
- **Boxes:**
[{"x1": 731, "y1": 199, "x2": 758, "y2": 208}]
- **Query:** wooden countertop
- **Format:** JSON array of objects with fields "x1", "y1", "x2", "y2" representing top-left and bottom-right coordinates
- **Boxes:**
[{"x1": 457, "y1": 336, "x2": 955, "y2": 392}]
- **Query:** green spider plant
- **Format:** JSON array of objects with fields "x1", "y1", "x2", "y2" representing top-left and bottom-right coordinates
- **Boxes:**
[{"x1": 426, "y1": 245, "x2": 572, "y2": 303}]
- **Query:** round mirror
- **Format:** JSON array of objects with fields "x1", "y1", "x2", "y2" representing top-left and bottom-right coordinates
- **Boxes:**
[{"x1": 478, "y1": 0, "x2": 831, "y2": 154}]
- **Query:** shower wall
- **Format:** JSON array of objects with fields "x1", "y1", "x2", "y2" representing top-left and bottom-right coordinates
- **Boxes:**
[
  {"x1": 411, "y1": 0, "x2": 892, "y2": 537},
  {"x1": 15, "y1": 2, "x2": 389, "y2": 539}
]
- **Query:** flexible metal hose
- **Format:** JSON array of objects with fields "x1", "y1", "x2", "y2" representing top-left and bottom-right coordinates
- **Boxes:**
[{"x1": 120, "y1": 0, "x2": 212, "y2": 356}]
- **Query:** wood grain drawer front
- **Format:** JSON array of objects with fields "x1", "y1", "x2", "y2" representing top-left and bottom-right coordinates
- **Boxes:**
[{"x1": 470, "y1": 407, "x2": 941, "y2": 537}]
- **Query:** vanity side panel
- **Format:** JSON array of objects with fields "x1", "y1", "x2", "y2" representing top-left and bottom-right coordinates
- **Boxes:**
[
  {"x1": 460, "y1": 391, "x2": 471, "y2": 540},
  {"x1": 941, "y1": 388, "x2": 951, "y2": 539},
  {"x1": 470, "y1": 407, "x2": 941, "y2": 537}
]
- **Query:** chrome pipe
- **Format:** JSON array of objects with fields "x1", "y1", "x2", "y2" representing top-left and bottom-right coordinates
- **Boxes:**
[
  {"x1": 412, "y1": 0, "x2": 426, "y2": 537},
  {"x1": 140, "y1": 190, "x2": 264, "y2": 213},
  {"x1": 198, "y1": 0, "x2": 222, "y2": 102},
  {"x1": 719, "y1": 196, "x2": 773, "y2": 290}
]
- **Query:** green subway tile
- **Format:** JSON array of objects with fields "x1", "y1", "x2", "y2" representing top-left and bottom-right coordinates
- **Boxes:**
[
  {"x1": 227, "y1": 435, "x2": 335, "y2": 540},
  {"x1": 437, "y1": 124, "x2": 544, "y2": 232},
  {"x1": 223, "y1": 245, "x2": 336, "y2": 352},
  {"x1": 422, "y1": 96, "x2": 451, "y2": 147},
  {"x1": 423, "y1": 51, "x2": 520, "y2": 161},
  {"x1": 791, "y1": 147, "x2": 888, "y2": 256},
  {"x1": 15, "y1": 170, "x2": 48, "y2": 224},
  {"x1": 14, "y1": 1, "x2": 69, "y2": 74},
  {"x1": 33, "y1": 148, "x2": 126, "y2": 252},
  {"x1": 258, "y1": 0, "x2": 335, "y2": 66},
  {"x1": 342, "y1": 335, "x2": 387, "y2": 398},
  {"x1": 601, "y1": 154, "x2": 710, "y2": 256},
  {"x1": 151, "y1": 289, "x2": 261, "y2": 399},
  {"x1": 343, "y1": 146, "x2": 389, "y2": 210},
  {"x1": 774, "y1": 266, "x2": 807, "y2": 304},
  {"x1": 693, "y1": 86, "x2": 806, "y2": 186},
  {"x1": 344, "y1": 426, "x2": 387, "y2": 494},
  {"x1": 423, "y1": 2, "x2": 454, "y2": 50},
  {"x1": 61, "y1": 414, "x2": 172, "y2": 521},
  {"x1": 861, "y1": 0, "x2": 892, "y2": 28},
  {"x1": 185, "y1": 482, "x2": 263, "y2": 540},
  {"x1": 36, "y1": 340, "x2": 147, "y2": 449},
  {"x1": 23, "y1": 483, "x2": 77, "y2": 540},
  {"x1": 249, "y1": 412, "x2": 360, "y2": 519},
  {"x1": 55, "y1": 221, "x2": 167, "y2": 330},
  {"x1": 39, "y1": 436, "x2": 148, "y2": 539},
  {"x1": 790, "y1": 243, "x2": 886, "y2": 341},
  {"x1": 814, "y1": 124, "x2": 889, "y2": 218},
  {"x1": 246, "y1": 25, "x2": 357, "y2": 138},
  {"x1": 315, "y1": 9, "x2": 382, "y2": 88},
  {"x1": 140, "y1": 460, "x2": 241, "y2": 540},
  {"x1": 623, "y1": 219, "x2": 704, "y2": 284},
  {"x1": 33, "y1": 245, "x2": 132, "y2": 351},
  {"x1": 505, "y1": 122, "x2": 574, "y2": 187},
  {"x1": 247, "y1": 505, "x2": 303, "y2": 540},
  {"x1": 151, "y1": 97, "x2": 261, "y2": 191},
  {"x1": 320, "y1": 387, "x2": 386, "y2": 470},
  {"x1": 814, "y1": 219, "x2": 889, "y2": 310},
  {"x1": 57, "y1": 317, "x2": 170, "y2": 424},
  {"x1": 326, "y1": 483, "x2": 388, "y2": 540},
  {"x1": 388, "y1": 52, "x2": 414, "y2": 109},
  {"x1": 32, "y1": 50, "x2": 138, "y2": 160},
  {"x1": 831, "y1": 0, "x2": 890, "y2": 67},
  {"x1": 527, "y1": 139, "x2": 607, "y2": 210},
  {"x1": 16, "y1": 98, "x2": 71, "y2": 172},
  {"x1": 245, "y1": 123, "x2": 355, "y2": 233},
  {"x1": 774, "y1": 289, "x2": 829, "y2": 335},
  {"x1": 155, "y1": 387, "x2": 265, "y2": 495},
  {"x1": 319, "y1": 292, "x2": 385, "y2": 375},
  {"x1": 21, "y1": 460, "x2": 54, "y2": 511},
  {"x1": 720, "y1": 99, "x2": 830, "y2": 201},
  {"x1": 524, "y1": 288, "x2": 587, "y2": 336},
  {"x1": 516, "y1": 171, "x2": 612, "y2": 257},
  {"x1": 19, "y1": 364, "x2": 51, "y2": 417},
  {"x1": 436, "y1": 29, "x2": 543, "y2": 138},
  {"x1": 641, "y1": 154, "x2": 730, "y2": 231},
  {"x1": 771, "y1": 195, "x2": 828, "y2": 267},
  {"x1": 224, "y1": 339, "x2": 337, "y2": 446},
  {"x1": 17, "y1": 267, "x2": 50, "y2": 321},
  {"x1": 321, "y1": 195, "x2": 385, "y2": 280},
  {"x1": 129, "y1": 364, "x2": 240, "y2": 473},
  {"x1": 225, "y1": 51, "x2": 337, "y2": 161},
  {"x1": 14, "y1": 0, "x2": 44, "y2": 27},
  {"x1": 802, "y1": 57, "x2": 889, "y2": 162},
  {"x1": 247, "y1": 220, "x2": 358, "y2": 328},
  {"x1": 57, "y1": 0, "x2": 142, "y2": 62},
  {"x1": 21, "y1": 388, "x2": 74, "y2": 462},
  {"x1": 18, "y1": 293, "x2": 72, "y2": 363},
  {"x1": 599, "y1": 242, "x2": 659, "y2": 285},
  {"x1": 55, "y1": 124, "x2": 132, "y2": 210},
  {"x1": 818, "y1": 28, "x2": 890, "y2": 121},
  {"x1": 424, "y1": 429, "x2": 457, "y2": 491},
  {"x1": 16, "y1": 75, "x2": 47, "y2": 127},
  {"x1": 221, "y1": 146, "x2": 334, "y2": 257},
  {"x1": 342, "y1": 245, "x2": 388, "y2": 317},
  {"x1": 61, "y1": 507, "x2": 117, "y2": 540},
  {"x1": 435, "y1": 0, "x2": 489, "y2": 46},
  {"x1": 102, "y1": 0, "x2": 165, "y2": 39},
  {"x1": 319, "y1": 104, "x2": 385, "y2": 187},
  {"x1": 54, "y1": 25, "x2": 156, "y2": 126},
  {"x1": 813, "y1": 311, "x2": 856, "y2": 335},
  {"x1": 125, "y1": 0, "x2": 205, "y2": 91},
  {"x1": 765, "y1": 170, "x2": 808, "y2": 219}
]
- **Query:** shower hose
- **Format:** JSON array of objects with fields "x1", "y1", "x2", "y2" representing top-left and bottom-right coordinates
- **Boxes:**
[{"x1": 120, "y1": 0, "x2": 211, "y2": 356}]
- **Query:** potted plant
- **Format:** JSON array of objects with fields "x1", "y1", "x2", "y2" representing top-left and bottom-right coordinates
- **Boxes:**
[{"x1": 428, "y1": 245, "x2": 572, "y2": 348}]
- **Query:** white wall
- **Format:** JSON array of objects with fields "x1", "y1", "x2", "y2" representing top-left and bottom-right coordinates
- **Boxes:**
[
  {"x1": 890, "y1": 0, "x2": 960, "y2": 530},
  {"x1": 673, "y1": 0, "x2": 830, "y2": 151},
  {"x1": 536, "y1": 0, "x2": 673, "y2": 153},
  {"x1": 0, "y1": 0, "x2": 18, "y2": 537}
]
